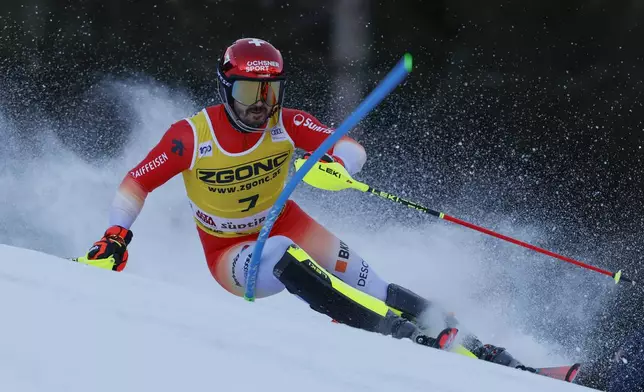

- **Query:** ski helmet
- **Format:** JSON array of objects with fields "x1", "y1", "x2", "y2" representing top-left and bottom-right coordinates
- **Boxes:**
[{"x1": 217, "y1": 38, "x2": 286, "y2": 133}]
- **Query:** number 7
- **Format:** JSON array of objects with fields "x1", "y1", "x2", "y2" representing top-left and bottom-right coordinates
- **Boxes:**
[{"x1": 239, "y1": 194, "x2": 259, "y2": 212}]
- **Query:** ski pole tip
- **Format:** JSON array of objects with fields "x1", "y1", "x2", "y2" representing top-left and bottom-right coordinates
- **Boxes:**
[
  {"x1": 403, "y1": 53, "x2": 413, "y2": 72},
  {"x1": 622, "y1": 276, "x2": 636, "y2": 286}
]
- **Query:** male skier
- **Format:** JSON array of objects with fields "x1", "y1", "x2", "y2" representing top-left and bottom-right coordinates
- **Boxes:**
[{"x1": 77, "y1": 37, "x2": 525, "y2": 368}]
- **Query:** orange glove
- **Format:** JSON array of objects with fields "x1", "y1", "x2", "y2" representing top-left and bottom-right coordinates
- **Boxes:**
[{"x1": 83, "y1": 225, "x2": 133, "y2": 271}]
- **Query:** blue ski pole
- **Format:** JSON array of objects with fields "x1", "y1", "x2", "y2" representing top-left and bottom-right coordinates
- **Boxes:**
[{"x1": 244, "y1": 53, "x2": 414, "y2": 301}]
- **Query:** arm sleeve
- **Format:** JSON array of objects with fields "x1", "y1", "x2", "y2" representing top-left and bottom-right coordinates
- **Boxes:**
[
  {"x1": 282, "y1": 108, "x2": 367, "y2": 175},
  {"x1": 108, "y1": 120, "x2": 195, "y2": 229}
]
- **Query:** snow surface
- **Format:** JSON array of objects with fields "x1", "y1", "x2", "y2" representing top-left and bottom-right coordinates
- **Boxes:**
[{"x1": 0, "y1": 244, "x2": 595, "y2": 392}]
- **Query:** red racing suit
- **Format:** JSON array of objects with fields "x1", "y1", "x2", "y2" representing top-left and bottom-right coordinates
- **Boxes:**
[{"x1": 109, "y1": 105, "x2": 387, "y2": 299}]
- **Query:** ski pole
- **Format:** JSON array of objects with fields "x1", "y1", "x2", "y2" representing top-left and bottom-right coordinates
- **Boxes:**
[
  {"x1": 293, "y1": 158, "x2": 636, "y2": 285},
  {"x1": 244, "y1": 53, "x2": 414, "y2": 301}
]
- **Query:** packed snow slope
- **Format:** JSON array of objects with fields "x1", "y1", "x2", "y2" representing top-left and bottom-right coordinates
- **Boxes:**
[{"x1": 0, "y1": 245, "x2": 595, "y2": 392}]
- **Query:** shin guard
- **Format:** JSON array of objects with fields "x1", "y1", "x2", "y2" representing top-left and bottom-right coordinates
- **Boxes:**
[{"x1": 273, "y1": 245, "x2": 415, "y2": 339}]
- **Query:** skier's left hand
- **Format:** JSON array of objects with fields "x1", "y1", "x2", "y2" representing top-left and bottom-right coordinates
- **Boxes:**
[
  {"x1": 294, "y1": 152, "x2": 355, "y2": 191},
  {"x1": 300, "y1": 151, "x2": 346, "y2": 168}
]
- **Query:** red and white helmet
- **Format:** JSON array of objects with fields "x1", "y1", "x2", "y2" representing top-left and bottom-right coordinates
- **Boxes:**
[{"x1": 217, "y1": 38, "x2": 286, "y2": 132}]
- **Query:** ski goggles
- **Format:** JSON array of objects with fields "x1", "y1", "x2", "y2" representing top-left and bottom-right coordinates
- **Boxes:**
[{"x1": 231, "y1": 80, "x2": 283, "y2": 107}]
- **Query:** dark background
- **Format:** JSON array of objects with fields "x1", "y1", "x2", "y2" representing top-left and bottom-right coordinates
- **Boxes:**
[{"x1": 1, "y1": 1, "x2": 643, "y2": 387}]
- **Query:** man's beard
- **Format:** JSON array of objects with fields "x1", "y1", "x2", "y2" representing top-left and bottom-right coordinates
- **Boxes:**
[{"x1": 241, "y1": 105, "x2": 270, "y2": 127}]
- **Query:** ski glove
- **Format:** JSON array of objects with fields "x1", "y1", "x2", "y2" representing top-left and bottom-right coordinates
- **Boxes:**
[
  {"x1": 294, "y1": 152, "x2": 355, "y2": 191},
  {"x1": 75, "y1": 226, "x2": 133, "y2": 271},
  {"x1": 301, "y1": 151, "x2": 345, "y2": 167}
]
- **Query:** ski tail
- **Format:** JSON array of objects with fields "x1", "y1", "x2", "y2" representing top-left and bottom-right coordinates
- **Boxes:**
[
  {"x1": 450, "y1": 344, "x2": 581, "y2": 384},
  {"x1": 535, "y1": 363, "x2": 581, "y2": 383}
]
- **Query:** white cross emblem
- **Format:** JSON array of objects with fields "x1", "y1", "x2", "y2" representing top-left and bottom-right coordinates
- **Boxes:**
[{"x1": 248, "y1": 39, "x2": 265, "y2": 47}]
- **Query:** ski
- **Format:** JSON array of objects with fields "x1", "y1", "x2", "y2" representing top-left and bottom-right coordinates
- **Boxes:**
[
  {"x1": 533, "y1": 363, "x2": 581, "y2": 383},
  {"x1": 517, "y1": 363, "x2": 581, "y2": 383},
  {"x1": 450, "y1": 344, "x2": 581, "y2": 383}
]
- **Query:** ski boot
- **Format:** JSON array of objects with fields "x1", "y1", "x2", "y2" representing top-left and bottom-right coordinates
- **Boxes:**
[
  {"x1": 471, "y1": 342, "x2": 532, "y2": 370},
  {"x1": 384, "y1": 284, "x2": 532, "y2": 367},
  {"x1": 383, "y1": 311, "x2": 458, "y2": 350},
  {"x1": 414, "y1": 327, "x2": 459, "y2": 350}
]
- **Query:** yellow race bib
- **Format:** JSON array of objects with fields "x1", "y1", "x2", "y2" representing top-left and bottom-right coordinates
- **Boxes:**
[{"x1": 182, "y1": 108, "x2": 294, "y2": 237}]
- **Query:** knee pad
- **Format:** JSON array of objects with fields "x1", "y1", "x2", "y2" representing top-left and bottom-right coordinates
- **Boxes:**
[{"x1": 273, "y1": 245, "x2": 389, "y2": 332}]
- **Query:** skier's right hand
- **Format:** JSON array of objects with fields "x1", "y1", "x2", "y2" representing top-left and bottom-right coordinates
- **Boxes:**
[{"x1": 74, "y1": 226, "x2": 133, "y2": 271}]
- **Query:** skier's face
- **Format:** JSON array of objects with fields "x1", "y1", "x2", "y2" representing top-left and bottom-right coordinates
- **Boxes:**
[{"x1": 233, "y1": 100, "x2": 271, "y2": 128}]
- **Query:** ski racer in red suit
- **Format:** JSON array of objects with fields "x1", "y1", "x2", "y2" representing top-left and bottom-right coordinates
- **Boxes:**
[{"x1": 77, "y1": 38, "x2": 525, "y2": 368}]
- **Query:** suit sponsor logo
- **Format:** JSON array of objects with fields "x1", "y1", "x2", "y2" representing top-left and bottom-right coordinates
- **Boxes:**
[
  {"x1": 293, "y1": 116, "x2": 333, "y2": 134},
  {"x1": 270, "y1": 126, "x2": 288, "y2": 142},
  {"x1": 338, "y1": 241, "x2": 350, "y2": 260},
  {"x1": 130, "y1": 153, "x2": 168, "y2": 178},
  {"x1": 198, "y1": 141, "x2": 213, "y2": 157},
  {"x1": 357, "y1": 259, "x2": 370, "y2": 287},
  {"x1": 334, "y1": 260, "x2": 348, "y2": 273},
  {"x1": 189, "y1": 200, "x2": 271, "y2": 234},
  {"x1": 293, "y1": 113, "x2": 305, "y2": 126},
  {"x1": 232, "y1": 244, "x2": 251, "y2": 287},
  {"x1": 197, "y1": 151, "x2": 289, "y2": 186},
  {"x1": 334, "y1": 241, "x2": 350, "y2": 273},
  {"x1": 171, "y1": 139, "x2": 185, "y2": 156},
  {"x1": 194, "y1": 209, "x2": 266, "y2": 232}
]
